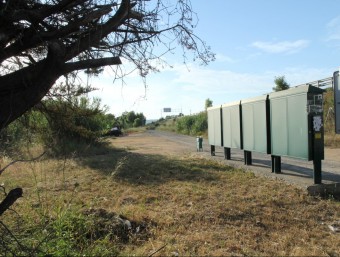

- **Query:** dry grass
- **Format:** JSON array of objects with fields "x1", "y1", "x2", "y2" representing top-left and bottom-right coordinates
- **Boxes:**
[
  {"x1": 323, "y1": 113, "x2": 340, "y2": 148},
  {"x1": 1, "y1": 142, "x2": 339, "y2": 256},
  {"x1": 156, "y1": 118, "x2": 177, "y2": 133},
  {"x1": 124, "y1": 127, "x2": 147, "y2": 134},
  {"x1": 324, "y1": 133, "x2": 340, "y2": 148}
]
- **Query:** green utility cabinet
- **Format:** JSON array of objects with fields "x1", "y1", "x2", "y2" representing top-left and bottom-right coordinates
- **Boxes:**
[
  {"x1": 207, "y1": 105, "x2": 223, "y2": 147},
  {"x1": 221, "y1": 101, "x2": 241, "y2": 149},
  {"x1": 269, "y1": 85, "x2": 324, "y2": 160},
  {"x1": 241, "y1": 95, "x2": 270, "y2": 154}
]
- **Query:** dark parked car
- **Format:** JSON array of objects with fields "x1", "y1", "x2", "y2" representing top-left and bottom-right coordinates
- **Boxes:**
[{"x1": 105, "y1": 126, "x2": 122, "y2": 137}]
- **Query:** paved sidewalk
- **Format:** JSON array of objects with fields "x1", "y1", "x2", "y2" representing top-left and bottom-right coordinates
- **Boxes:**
[
  {"x1": 150, "y1": 130, "x2": 340, "y2": 190},
  {"x1": 201, "y1": 145, "x2": 340, "y2": 189}
]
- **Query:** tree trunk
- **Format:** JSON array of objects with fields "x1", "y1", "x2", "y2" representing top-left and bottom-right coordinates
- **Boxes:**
[{"x1": 0, "y1": 42, "x2": 64, "y2": 129}]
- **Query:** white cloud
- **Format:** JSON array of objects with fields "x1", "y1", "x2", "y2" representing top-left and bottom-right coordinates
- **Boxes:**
[
  {"x1": 215, "y1": 53, "x2": 235, "y2": 63},
  {"x1": 327, "y1": 16, "x2": 340, "y2": 29},
  {"x1": 251, "y1": 40, "x2": 309, "y2": 54},
  {"x1": 326, "y1": 16, "x2": 340, "y2": 43},
  {"x1": 172, "y1": 64, "x2": 270, "y2": 95}
]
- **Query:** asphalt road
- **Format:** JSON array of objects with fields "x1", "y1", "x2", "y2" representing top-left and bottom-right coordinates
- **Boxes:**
[{"x1": 148, "y1": 130, "x2": 340, "y2": 189}]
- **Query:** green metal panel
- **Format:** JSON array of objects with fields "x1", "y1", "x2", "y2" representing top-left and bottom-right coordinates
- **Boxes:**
[
  {"x1": 222, "y1": 101, "x2": 241, "y2": 148},
  {"x1": 270, "y1": 97, "x2": 288, "y2": 156},
  {"x1": 241, "y1": 104, "x2": 254, "y2": 150},
  {"x1": 221, "y1": 105, "x2": 232, "y2": 147},
  {"x1": 207, "y1": 106, "x2": 215, "y2": 145},
  {"x1": 269, "y1": 85, "x2": 324, "y2": 160},
  {"x1": 230, "y1": 105, "x2": 241, "y2": 148},
  {"x1": 241, "y1": 95, "x2": 267, "y2": 153},
  {"x1": 287, "y1": 95, "x2": 308, "y2": 158},
  {"x1": 207, "y1": 106, "x2": 222, "y2": 146},
  {"x1": 253, "y1": 102, "x2": 268, "y2": 152}
]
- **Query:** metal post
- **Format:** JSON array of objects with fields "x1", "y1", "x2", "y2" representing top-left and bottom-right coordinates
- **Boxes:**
[
  {"x1": 271, "y1": 155, "x2": 281, "y2": 173},
  {"x1": 311, "y1": 113, "x2": 324, "y2": 184},
  {"x1": 275, "y1": 156, "x2": 281, "y2": 173},
  {"x1": 244, "y1": 150, "x2": 252, "y2": 165},
  {"x1": 313, "y1": 159, "x2": 322, "y2": 184},
  {"x1": 224, "y1": 147, "x2": 231, "y2": 160},
  {"x1": 333, "y1": 71, "x2": 340, "y2": 134},
  {"x1": 211, "y1": 145, "x2": 215, "y2": 156}
]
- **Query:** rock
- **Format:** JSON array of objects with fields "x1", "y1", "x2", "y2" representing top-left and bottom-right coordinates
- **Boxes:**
[
  {"x1": 186, "y1": 201, "x2": 193, "y2": 207},
  {"x1": 307, "y1": 183, "x2": 340, "y2": 199},
  {"x1": 82, "y1": 208, "x2": 154, "y2": 243},
  {"x1": 328, "y1": 221, "x2": 340, "y2": 233},
  {"x1": 171, "y1": 251, "x2": 179, "y2": 256}
]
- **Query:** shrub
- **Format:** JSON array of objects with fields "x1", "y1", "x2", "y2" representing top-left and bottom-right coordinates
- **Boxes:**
[{"x1": 176, "y1": 112, "x2": 207, "y2": 136}]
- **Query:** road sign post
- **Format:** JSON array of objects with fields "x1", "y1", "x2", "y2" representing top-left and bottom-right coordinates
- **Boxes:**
[{"x1": 333, "y1": 71, "x2": 340, "y2": 134}]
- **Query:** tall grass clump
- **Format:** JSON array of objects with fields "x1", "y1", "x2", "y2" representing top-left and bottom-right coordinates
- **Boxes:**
[
  {"x1": 0, "y1": 203, "x2": 120, "y2": 256},
  {"x1": 0, "y1": 110, "x2": 49, "y2": 158}
]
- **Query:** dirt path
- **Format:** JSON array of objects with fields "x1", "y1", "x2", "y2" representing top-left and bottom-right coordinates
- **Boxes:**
[
  {"x1": 112, "y1": 130, "x2": 195, "y2": 156},
  {"x1": 325, "y1": 148, "x2": 340, "y2": 162},
  {"x1": 111, "y1": 130, "x2": 340, "y2": 189}
]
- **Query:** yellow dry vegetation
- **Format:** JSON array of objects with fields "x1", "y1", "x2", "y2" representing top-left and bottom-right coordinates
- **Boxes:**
[{"x1": 0, "y1": 135, "x2": 339, "y2": 256}]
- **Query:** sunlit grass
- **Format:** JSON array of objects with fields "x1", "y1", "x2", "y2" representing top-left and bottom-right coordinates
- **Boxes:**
[{"x1": 0, "y1": 142, "x2": 339, "y2": 256}]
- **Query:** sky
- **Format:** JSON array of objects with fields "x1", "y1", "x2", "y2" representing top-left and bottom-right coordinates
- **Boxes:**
[{"x1": 89, "y1": 0, "x2": 340, "y2": 120}]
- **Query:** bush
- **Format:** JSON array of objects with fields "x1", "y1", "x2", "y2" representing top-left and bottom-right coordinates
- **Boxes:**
[
  {"x1": 176, "y1": 112, "x2": 207, "y2": 136},
  {"x1": 0, "y1": 96, "x2": 116, "y2": 156},
  {"x1": 0, "y1": 110, "x2": 50, "y2": 156}
]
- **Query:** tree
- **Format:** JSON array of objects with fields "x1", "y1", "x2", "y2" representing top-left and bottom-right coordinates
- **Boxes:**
[
  {"x1": 40, "y1": 95, "x2": 112, "y2": 143},
  {"x1": 0, "y1": 0, "x2": 214, "y2": 130},
  {"x1": 117, "y1": 111, "x2": 145, "y2": 128},
  {"x1": 273, "y1": 76, "x2": 290, "y2": 92},
  {"x1": 133, "y1": 117, "x2": 142, "y2": 127},
  {"x1": 205, "y1": 98, "x2": 213, "y2": 110}
]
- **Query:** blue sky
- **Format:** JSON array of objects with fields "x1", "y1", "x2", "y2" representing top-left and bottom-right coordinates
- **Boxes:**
[{"x1": 89, "y1": 0, "x2": 340, "y2": 120}]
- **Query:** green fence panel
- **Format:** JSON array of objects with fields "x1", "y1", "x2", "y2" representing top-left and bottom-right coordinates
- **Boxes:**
[
  {"x1": 269, "y1": 85, "x2": 324, "y2": 160},
  {"x1": 207, "y1": 105, "x2": 222, "y2": 146},
  {"x1": 222, "y1": 101, "x2": 241, "y2": 149},
  {"x1": 241, "y1": 95, "x2": 268, "y2": 153}
]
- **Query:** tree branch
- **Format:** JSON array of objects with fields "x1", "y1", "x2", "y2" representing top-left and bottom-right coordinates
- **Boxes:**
[
  {"x1": 0, "y1": 2, "x2": 112, "y2": 63},
  {"x1": 0, "y1": 41, "x2": 65, "y2": 92},
  {"x1": 63, "y1": 57, "x2": 122, "y2": 74},
  {"x1": 64, "y1": 0, "x2": 132, "y2": 60},
  {"x1": 6, "y1": 0, "x2": 84, "y2": 23},
  {"x1": 0, "y1": 152, "x2": 46, "y2": 176},
  {"x1": 0, "y1": 0, "x2": 82, "y2": 49},
  {"x1": 0, "y1": 188, "x2": 23, "y2": 217}
]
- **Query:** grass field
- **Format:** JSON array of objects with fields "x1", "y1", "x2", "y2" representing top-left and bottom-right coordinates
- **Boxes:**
[{"x1": 1, "y1": 140, "x2": 340, "y2": 256}]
